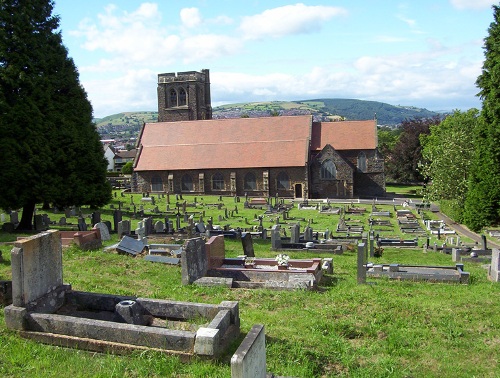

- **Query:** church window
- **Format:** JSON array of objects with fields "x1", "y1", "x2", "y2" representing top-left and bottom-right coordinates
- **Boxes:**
[
  {"x1": 277, "y1": 172, "x2": 290, "y2": 190},
  {"x1": 151, "y1": 176, "x2": 163, "y2": 192},
  {"x1": 357, "y1": 152, "x2": 367, "y2": 172},
  {"x1": 244, "y1": 172, "x2": 257, "y2": 190},
  {"x1": 181, "y1": 174, "x2": 193, "y2": 191},
  {"x1": 169, "y1": 89, "x2": 177, "y2": 107},
  {"x1": 320, "y1": 160, "x2": 336, "y2": 180},
  {"x1": 212, "y1": 173, "x2": 224, "y2": 190},
  {"x1": 179, "y1": 88, "x2": 187, "y2": 106}
]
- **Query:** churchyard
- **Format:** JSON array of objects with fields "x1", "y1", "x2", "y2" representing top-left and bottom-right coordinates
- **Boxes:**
[{"x1": 1, "y1": 190, "x2": 500, "y2": 377}]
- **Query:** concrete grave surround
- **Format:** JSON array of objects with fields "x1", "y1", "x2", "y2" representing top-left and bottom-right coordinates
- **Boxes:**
[
  {"x1": 4, "y1": 231, "x2": 240, "y2": 358},
  {"x1": 183, "y1": 236, "x2": 324, "y2": 290}
]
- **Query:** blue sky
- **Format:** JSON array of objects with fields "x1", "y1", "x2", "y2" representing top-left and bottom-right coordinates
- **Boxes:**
[{"x1": 52, "y1": 0, "x2": 496, "y2": 118}]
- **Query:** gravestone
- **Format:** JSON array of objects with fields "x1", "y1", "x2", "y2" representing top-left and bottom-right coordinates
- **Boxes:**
[
  {"x1": 58, "y1": 217, "x2": 66, "y2": 226},
  {"x1": 94, "y1": 222, "x2": 111, "y2": 241},
  {"x1": 135, "y1": 221, "x2": 146, "y2": 242},
  {"x1": 357, "y1": 242, "x2": 366, "y2": 284},
  {"x1": 205, "y1": 235, "x2": 225, "y2": 269},
  {"x1": 144, "y1": 217, "x2": 153, "y2": 236},
  {"x1": 303, "y1": 226, "x2": 313, "y2": 242},
  {"x1": 91, "y1": 211, "x2": 101, "y2": 225},
  {"x1": 116, "y1": 236, "x2": 145, "y2": 256},
  {"x1": 117, "y1": 220, "x2": 131, "y2": 237},
  {"x1": 113, "y1": 210, "x2": 123, "y2": 233},
  {"x1": 271, "y1": 229, "x2": 282, "y2": 250},
  {"x1": 154, "y1": 221, "x2": 164, "y2": 233},
  {"x1": 231, "y1": 324, "x2": 267, "y2": 378},
  {"x1": 241, "y1": 233, "x2": 255, "y2": 257},
  {"x1": 10, "y1": 211, "x2": 18, "y2": 225},
  {"x1": 489, "y1": 249, "x2": 500, "y2": 282},
  {"x1": 77, "y1": 217, "x2": 87, "y2": 231},
  {"x1": 196, "y1": 221, "x2": 206, "y2": 233},
  {"x1": 10, "y1": 230, "x2": 63, "y2": 307},
  {"x1": 34, "y1": 215, "x2": 46, "y2": 231},
  {"x1": 181, "y1": 238, "x2": 208, "y2": 285},
  {"x1": 290, "y1": 224, "x2": 300, "y2": 243}
]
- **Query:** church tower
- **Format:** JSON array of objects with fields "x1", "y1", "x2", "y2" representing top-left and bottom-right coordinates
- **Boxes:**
[{"x1": 157, "y1": 69, "x2": 212, "y2": 122}]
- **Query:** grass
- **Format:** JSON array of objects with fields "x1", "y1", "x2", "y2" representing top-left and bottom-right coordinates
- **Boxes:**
[{"x1": 1, "y1": 188, "x2": 500, "y2": 377}]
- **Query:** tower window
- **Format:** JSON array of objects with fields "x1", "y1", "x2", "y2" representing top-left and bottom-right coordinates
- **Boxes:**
[
  {"x1": 169, "y1": 89, "x2": 177, "y2": 107},
  {"x1": 179, "y1": 88, "x2": 186, "y2": 106}
]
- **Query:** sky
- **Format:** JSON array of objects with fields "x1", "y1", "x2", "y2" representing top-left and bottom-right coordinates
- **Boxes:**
[{"x1": 52, "y1": 0, "x2": 497, "y2": 118}]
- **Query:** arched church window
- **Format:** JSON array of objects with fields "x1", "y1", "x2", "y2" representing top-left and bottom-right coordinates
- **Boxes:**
[
  {"x1": 169, "y1": 89, "x2": 177, "y2": 107},
  {"x1": 277, "y1": 171, "x2": 290, "y2": 190},
  {"x1": 244, "y1": 172, "x2": 257, "y2": 190},
  {"x1": 151, "y1": 176, "x2": 163, "y2": 192},
  {"x1": 181, "y1": 174, "x2": 193, "y2": 191},
  {"x1": 212, "y1": 173, "x2": 224, "y2": 190},
  {"x1": 320, "y1": 160, "x2": 336, "y2": 180},
  {"x1": 179, "y1": 88, "x2": 187, "y2": 106},
  {"x1": 357, "y1": 152, "x2": 367, "y2": 173}
]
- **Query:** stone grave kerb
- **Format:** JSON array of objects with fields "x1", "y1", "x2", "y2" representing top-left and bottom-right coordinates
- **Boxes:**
[{"x1": 10, "y1": 230, "x2": 64, "y2": 307}]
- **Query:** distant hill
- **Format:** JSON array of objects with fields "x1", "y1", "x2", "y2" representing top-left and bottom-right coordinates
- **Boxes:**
[{"x1": 94, "y1": 99, "x2": 441, "y2": 131}]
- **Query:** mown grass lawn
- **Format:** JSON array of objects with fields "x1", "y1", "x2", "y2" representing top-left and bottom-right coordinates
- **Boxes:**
[{"x1": 0, "y1": 191, "x2": 499, "y2": 377}]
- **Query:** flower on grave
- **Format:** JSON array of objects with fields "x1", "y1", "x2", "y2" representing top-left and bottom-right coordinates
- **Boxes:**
[{"x1": 275, "y1": 253, "x2": 290, "y2": 266}]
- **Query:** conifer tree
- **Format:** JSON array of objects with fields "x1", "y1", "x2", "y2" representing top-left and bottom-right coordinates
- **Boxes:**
[
  {"x1": 463, "y1": 5, "x2": 500, "y2": 232},
  {"x1": 0, "y1": 0, "x2": 111, "y2": 229}
]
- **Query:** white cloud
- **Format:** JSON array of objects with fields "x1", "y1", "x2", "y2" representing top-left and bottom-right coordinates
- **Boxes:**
[
  {"x1": 449, "y1": 0, "x2": 495, "y2": 10},
  {"x1": 239, "y1": 3, "x2": 347, "y2": 40},
  {"x1": 180, "y1": 7, "x2": 202, "y2": 28}
]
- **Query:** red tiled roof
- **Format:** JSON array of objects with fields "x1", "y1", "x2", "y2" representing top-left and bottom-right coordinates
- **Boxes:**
[
  {"x1": 134, "y1": 116, "x2": 377, "y2": 172},
  {"x1": 134, "y1": 116, "x2": 312, "y2": 171},
  {"x1": 310, "y1": 120, "x2": 377, "y2": 150}
]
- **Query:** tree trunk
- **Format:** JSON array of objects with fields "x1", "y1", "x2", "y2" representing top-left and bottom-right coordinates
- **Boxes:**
[{"x1": 17, "y1": 201, "x2": 35, "y2": 230}]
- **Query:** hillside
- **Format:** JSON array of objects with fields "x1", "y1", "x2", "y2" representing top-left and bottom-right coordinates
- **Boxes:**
[{"x1": 94, "y1": 99, "x2": 441, "y2": 137}]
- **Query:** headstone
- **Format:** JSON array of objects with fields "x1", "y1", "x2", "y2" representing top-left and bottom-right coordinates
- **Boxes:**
[
  {"x1": 205, "y1": 235, "x2": 225, "y2": 269},
  {"x1": 144, "y1": 217, "x2": 153, "y2": 236},
  {"x1": 94, "y1": 222, "x2": 111, "y2": 241},
  {"x1": 58, "y1": 217, "x2": 66, "y2": 226},
  {"x1": 181, "y1": 237, "x2": 209, "y2": 285},
  {"x1": 10, "y1": 230, "x2": 63, "y2": 307},
  {"x1": 117, "y1": 220, "x2": 131, "y2": 237},
  {"x1": 488, "y1": 248, "x2": 500, "y2": 282},
  {"x1": 91, "y1": 211, "x2": 101, "y2": 225},
  {"x1": 0, "y1": 213, "x2": 5, "y2": 222},
  {"x1": 77, "y1": 217, "x2": 87, "y2": 231},
  {"x1": 241, "y1": 233, "x2": 255, "y2": 257},
  {"x1": 196, "y1": 221, "x2": 206, "y2": 233},
  {"x1": 231, "y1": 324, "x2": 267, "y2": 378},
  {"x1": 290, "y1": 224, "x2": 300, "y2": 243},
  {"x1": 64, "y1": 208, "x2": 72, "y2": 218},
  {"x1": 34, "y1": 215, "x2": 46, "y2": 231},
  {"x1": 116, "y1": 236, "x2": 145, "y2": 256},
  {"x1": 271, "y1": 229, "x2": 282, "y2": 250},
  {"x1": 304, "y1": 226, "x2": 313, "y2": 242},
  {"x1": 136, "y1": 221, "x2": 146, "y2": 241},
  {"x1": 154, "y1": 221, "x2": 164, "y2": 233},
  {"x1": 357, "y1": 242, "x2": 366, "y2": 284},
  {"x1": 113, "y1": 210, "x2": 123, "y2": 233},
  {"x1": 10, "y1": 211, "x2": 18, "y2": 225},
  {"x1": 2, "y1": 223, "x2": 15, "y2": 233}
]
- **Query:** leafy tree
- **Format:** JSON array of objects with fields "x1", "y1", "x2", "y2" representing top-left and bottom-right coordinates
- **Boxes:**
[
  {"x1": 463, "y1": 5, "x2": 500, "y2": 231},
  {"x1": 121, "y1": 161, "x2": 134, "y2": 175},
  {"x1": 420, "y1": 109, "x2": 478, "y2": 222},
  {"x1": 377, "y1": 126, "x2": 401, "y2": 158},
  {"x1": 0, "y1": 0, "x2": 111, "y2": 230},
  {"x1": 384, "y1": 116, "x2": 442, "y2": 183}
]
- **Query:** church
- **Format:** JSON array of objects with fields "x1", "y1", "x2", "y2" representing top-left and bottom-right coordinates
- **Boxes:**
[{"x1": 132, "y1": 69, "x2": 385, "y2": 199}]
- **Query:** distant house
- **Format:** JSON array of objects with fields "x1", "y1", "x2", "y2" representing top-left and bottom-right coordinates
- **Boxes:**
[
  {"x1": 104, "y1": 145, "x2": 137, "y2": 172},
  {"x1": 132, "y1": 69, "x2": 385, "y2": 198}
]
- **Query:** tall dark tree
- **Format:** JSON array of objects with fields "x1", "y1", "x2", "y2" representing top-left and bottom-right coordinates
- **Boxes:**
[
  {"x1": 0, "y1": 0, "x2": 111, "y2": 230},
  {"x1": 464, "y1": 5, "x2": 500, "y2": 232},
  {"x1": 385, "y1": 116, "x2": 442, "y2": 183}
]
